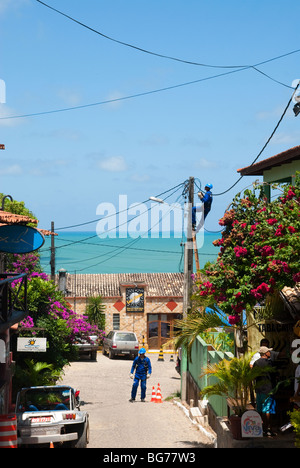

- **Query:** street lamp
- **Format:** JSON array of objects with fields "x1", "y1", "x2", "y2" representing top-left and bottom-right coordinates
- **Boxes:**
[
  {"x1": 0, "y1": 195, "x2": 13, "y2": 211},
  {"x1": 293, "y1": 102, "x2": 300, "y2": 117},
  {"x1": 293, "y1": 93, "x2": 300, "y2": 117}
]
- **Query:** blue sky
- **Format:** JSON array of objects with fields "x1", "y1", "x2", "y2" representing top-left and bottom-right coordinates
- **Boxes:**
[{"x1": 0, "y1": 0, "x2": 300, "y2": 236}]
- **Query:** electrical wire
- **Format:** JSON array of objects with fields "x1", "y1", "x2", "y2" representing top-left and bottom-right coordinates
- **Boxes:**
[
  {"x1": 0, "y1": 64, "x2": 293, "y2": 122},
  {"x1": 54, "y1": 181, "x2": 185, "y2": 231},
  {"x1": 40, "y1": 181, "x2": 186, "y2": 254},
  {"x1": 1, "y1": 6, "x2": 296, "y2": 121},
  {"x1": 35, "y1": 0, "x2": 300, "y2": 79},
  {"x1": 60, "y1": 189, "x2": 187, "y2": 272},
  {"x1": 0, "y1": 68, "x2": 259, "y2": 121},
  {"x1": 213, "y1": 81, "x2": 300, "y2": 197},
  {"x1": 33, "y1": 0, "x2": 250, "y2": 69}
]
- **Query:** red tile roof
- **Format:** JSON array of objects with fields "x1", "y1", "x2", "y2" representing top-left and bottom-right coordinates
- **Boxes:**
[
  {"x1": 0, "y1": 211, "x2": 57, "y2": 236},
  {"x1": 54, "y1": 272, "x2": 184, "y2": 298},
  {"x1": 237, "y1": 145, "x2": 300, "y2": 176}
]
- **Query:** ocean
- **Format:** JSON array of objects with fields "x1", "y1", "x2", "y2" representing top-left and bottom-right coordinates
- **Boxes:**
[{"x1": 39, "y1": 231, "x2": 220, "y2": 275}]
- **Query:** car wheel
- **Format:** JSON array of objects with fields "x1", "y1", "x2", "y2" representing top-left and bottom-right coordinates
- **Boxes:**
[
  {"x1": 67, "y1": 420, "x2": 89, "y2": 448},
  {"x1": 91, "y1": 350, "x2": 97, "y2": 361},
  {"x1": 108, "y1": 349, "x2": 115, "y2": 359}
]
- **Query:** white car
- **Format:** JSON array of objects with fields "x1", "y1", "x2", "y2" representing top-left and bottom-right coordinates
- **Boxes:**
[
  {"x1": 102, "y1": 331, "x2": 139, "y2": 359},
  {"x1": 16, "y1": 385, "x2": 89, "y2": 448},
  {"x1": 74, "y1": 334, "x2": 99, "y2": 361}
]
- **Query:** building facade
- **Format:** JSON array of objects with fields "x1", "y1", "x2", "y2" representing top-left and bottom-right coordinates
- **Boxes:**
[{"x1": 59, "y1": 272, "x2": 184, "y2": 350}]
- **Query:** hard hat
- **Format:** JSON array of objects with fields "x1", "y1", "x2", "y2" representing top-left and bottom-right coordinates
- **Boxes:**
[
  {"x1": 139, "y1": 347, "x2": 146, "y2": 354},
  {"x1": 205, "y1": 183, "x2": 213, "y2": 189}
]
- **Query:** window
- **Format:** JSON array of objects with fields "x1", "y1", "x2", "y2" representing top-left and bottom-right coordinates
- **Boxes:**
[
  {"x1": 113, "y1": 314, "x2": 120, "y2": 330},
  {"x1": 115, "y1": 332, "x2": 137, "y2": 341}
]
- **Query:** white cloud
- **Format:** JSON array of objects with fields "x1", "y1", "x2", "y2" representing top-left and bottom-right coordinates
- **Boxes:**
[
  {"x1": 0, "y1": 105, "x2": 25, "y2": 127},
  {"x1": 270, "y1": 130, "x2": 300, "y2": 145},
  {"x1": 0, "y1": 164, "x2": 22, "y2": 176},
  {"x1": 56, "y1": 88, "x2": 82, "y2": 107},
  {"x1": 139, "y1": 134, "x2": 169, "y2": 146},
  {"x1": 105, "y1": 91, "x2": 125, "y2": 109},
  {"x1": 194, "y1": 157, "x2": 218, "y2": 169},
  {"x1": 97, "y1": 156, "x2": 128, "y2": 172},
  {"x1": 0, "y1": 0, "x2": 29, "y2": 16}
]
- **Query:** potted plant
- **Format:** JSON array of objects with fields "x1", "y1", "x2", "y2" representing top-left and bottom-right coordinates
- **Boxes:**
[{"x1": 200, "y1": 353, "x2": 273, "y2": 439}]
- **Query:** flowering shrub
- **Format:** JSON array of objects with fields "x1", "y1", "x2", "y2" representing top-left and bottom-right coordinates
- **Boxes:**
[
  {"x1": 9, "y1": 253, "x2": 102, "y2": 350},
  {"x1": 195, "y1": 177, "x2": 300, "y2": 324}
]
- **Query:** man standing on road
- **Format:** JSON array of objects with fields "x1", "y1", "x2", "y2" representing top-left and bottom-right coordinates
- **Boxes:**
[{"x1": 129, "y1": 348, "x2": 152, "y2": 402}]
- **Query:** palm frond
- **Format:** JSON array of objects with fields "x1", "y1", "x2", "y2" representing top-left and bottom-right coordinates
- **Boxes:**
[{"x1": 173, "y1": 309, "x2": 226, "y2": 359}]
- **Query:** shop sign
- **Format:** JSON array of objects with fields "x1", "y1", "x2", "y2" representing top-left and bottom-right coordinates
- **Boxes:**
[
  {"x1": 17, "y1": 337, "x2": 47, "y2": 352},
  {"x1": 126, "y1": 288, "x2": 144, "y2": 313},
  {"x1": 0, "y1": 225, "x2": 45, "y2": 253},
  {"x1": 0, "y1": 339, "x2": 6, "y2": 363},
  {"x1": 241, "y1": 410, "x2": 263, "y2": 438}
]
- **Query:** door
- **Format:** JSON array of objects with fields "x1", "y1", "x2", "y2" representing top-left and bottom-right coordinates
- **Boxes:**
[
  {"x1": 147, "y1": 314, "x2": 182, "y2": 349},
  {"x1": 148, "y1": 315, "x2": 159, "y2": 349}
]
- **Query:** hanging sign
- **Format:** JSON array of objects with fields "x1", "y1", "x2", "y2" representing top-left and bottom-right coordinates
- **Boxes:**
[
  {"x1": 0, "y1": 225, "x2": 45, "y2": 253},
  {"x1": 126, "y1": 288, "x2": 144, "y2": 313},
  {"x1": 17, "y1": 337, "x2": 47, "y2": 353},
  {"x1": 241, "y1": 410, "x2": 263, "y2": 438}
]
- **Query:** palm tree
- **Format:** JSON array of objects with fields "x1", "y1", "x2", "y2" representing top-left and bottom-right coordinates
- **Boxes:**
[
  {"x1": 173, "y1": 306, "x2": 228, "y2": 359},
  {"x1": 14, "y1": 359, "x2": 61, "y2": 390},
  {"x1": 86, "y1": 295, "x2": 105, "y2": 329}
]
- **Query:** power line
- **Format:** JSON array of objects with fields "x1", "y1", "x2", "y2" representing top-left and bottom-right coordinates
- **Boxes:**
[
  {"x1": 34, "y1": 0, "x2": 248, "y2": 69},
  {"x1": 40, "y1": 182, "x2": 186, "y2": 255},
  {"x1": 53, "y1": 190, "x2": 187, "y2": 273},
  {"x1": 35, "y1": 0, "x2": 300, "y2": 79},
  {"x1": 0, "y1": 68, "x2": 259, "y2": 121},
  {"x1": 54, "y1": 181, "x2": 186, "y2": 231},
  {"x1": 0, "y1": 64, "x2": 293, "y2": 122},
  {"x1": 213, "y1": 81, "x2": 300, "y2": 197}
]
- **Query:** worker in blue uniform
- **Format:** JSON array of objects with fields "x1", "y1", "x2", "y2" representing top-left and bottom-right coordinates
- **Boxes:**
[
  {"x1": 129, "y1": 348, "x2": 152, "y2": 402},
  {"x1": 192, "y1": 183, "x2": 213, "y2": 229}
]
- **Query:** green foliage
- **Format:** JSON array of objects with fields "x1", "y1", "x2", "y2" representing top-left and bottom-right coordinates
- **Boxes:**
[
  {"x1": 86, "y1": 296, "x2": 106, "y2": 330},
  {"x1": 13, "y1": 359, "x2": 62, "y2": 392},
  {"x1": 200, "y1": 331, "x2": 234, "y2": 353},
  {"x1": 200, "y1": 353, "x2": 274, "y2": 417},
  {"x1": 289, "y1": 409, "x2": 300, "y2": 448},
  {"x1": 195, "y1": 178, "x2": 300, "y2": 324},
  {"x1": 0, "y1": 193, "x2": 37, "y2": 223},
  {"x1": 172, "y1": 308, "x2": 228, "y2": 359}
]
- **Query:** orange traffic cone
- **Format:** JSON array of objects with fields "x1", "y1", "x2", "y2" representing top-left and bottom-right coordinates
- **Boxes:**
[
  {"x1": 50, "y1": 441, "x2": 54, "y2": 448},
  {"x1": 155, "y1": 384, "x2": 162, "y2": 403},
  {"x1": 150, "y1": 386, "x2": 156, "y2": 402}
]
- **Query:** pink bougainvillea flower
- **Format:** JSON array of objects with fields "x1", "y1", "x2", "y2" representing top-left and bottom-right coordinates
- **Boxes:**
[
  {"x1": 228, "y1": 315, "x2": 241, "y2": 325},
  {"x1": 267, "y1": 218, "x2": 278, "y2": 225}
]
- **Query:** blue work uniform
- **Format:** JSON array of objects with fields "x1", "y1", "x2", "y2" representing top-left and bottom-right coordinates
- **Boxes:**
[
  {"x1": 130, "y1": 356, "x2": 152, "y2": 400},
  {"x1": 192, "y1": 190, "x2": 213, "y2": 227},
  {"x1": 200, "y1": 189, "x2": 213, "y2": 219}
]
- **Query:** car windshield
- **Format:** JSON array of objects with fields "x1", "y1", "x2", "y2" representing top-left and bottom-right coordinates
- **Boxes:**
[
  {"x1": 115, "y1": 333, "x2": 136, "y2": 341},
  {"x1": 18, "y1": 387, "x2": 72, "y2": 412}
]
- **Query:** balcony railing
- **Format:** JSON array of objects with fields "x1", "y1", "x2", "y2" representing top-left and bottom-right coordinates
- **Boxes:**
[{"x1": 0, "y1": 274, "x2": 28, "y2": 328}]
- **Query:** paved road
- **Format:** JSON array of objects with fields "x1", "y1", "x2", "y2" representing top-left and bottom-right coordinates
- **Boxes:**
[{"x1": 61, "y1": 352, "x2": 214, "y2": 449}]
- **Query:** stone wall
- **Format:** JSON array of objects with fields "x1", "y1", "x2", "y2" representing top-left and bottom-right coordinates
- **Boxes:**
[{"x1": 66, "y1": 294, "x2": 183, "y2": 349}]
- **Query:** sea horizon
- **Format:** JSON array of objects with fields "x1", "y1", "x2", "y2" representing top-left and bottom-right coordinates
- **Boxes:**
[{"x1": 39, "y1": 230, "x2": 220, "y2": 275}]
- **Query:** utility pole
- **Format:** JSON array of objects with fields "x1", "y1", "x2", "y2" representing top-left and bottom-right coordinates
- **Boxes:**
[
  {"x1": 181, "y1": 176, "x2": 194, "y2": 403},
  {"x1": 50, "y1": 221, "x2": 55, "y2": 282},
  {"x1": 183, "y1": 176, "x2": 194, "y2": 316}
]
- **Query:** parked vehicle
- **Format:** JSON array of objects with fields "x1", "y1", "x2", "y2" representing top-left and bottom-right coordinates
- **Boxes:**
[
  {"x1": 102, "y1": 331, "x2": 139, "y2": 359},
  {"x1": 16, "y1": 385, "x2": 89, "y2": 448},
  {"x1": 74, "y1": 334, "x2": 99, "y2": 361}
]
